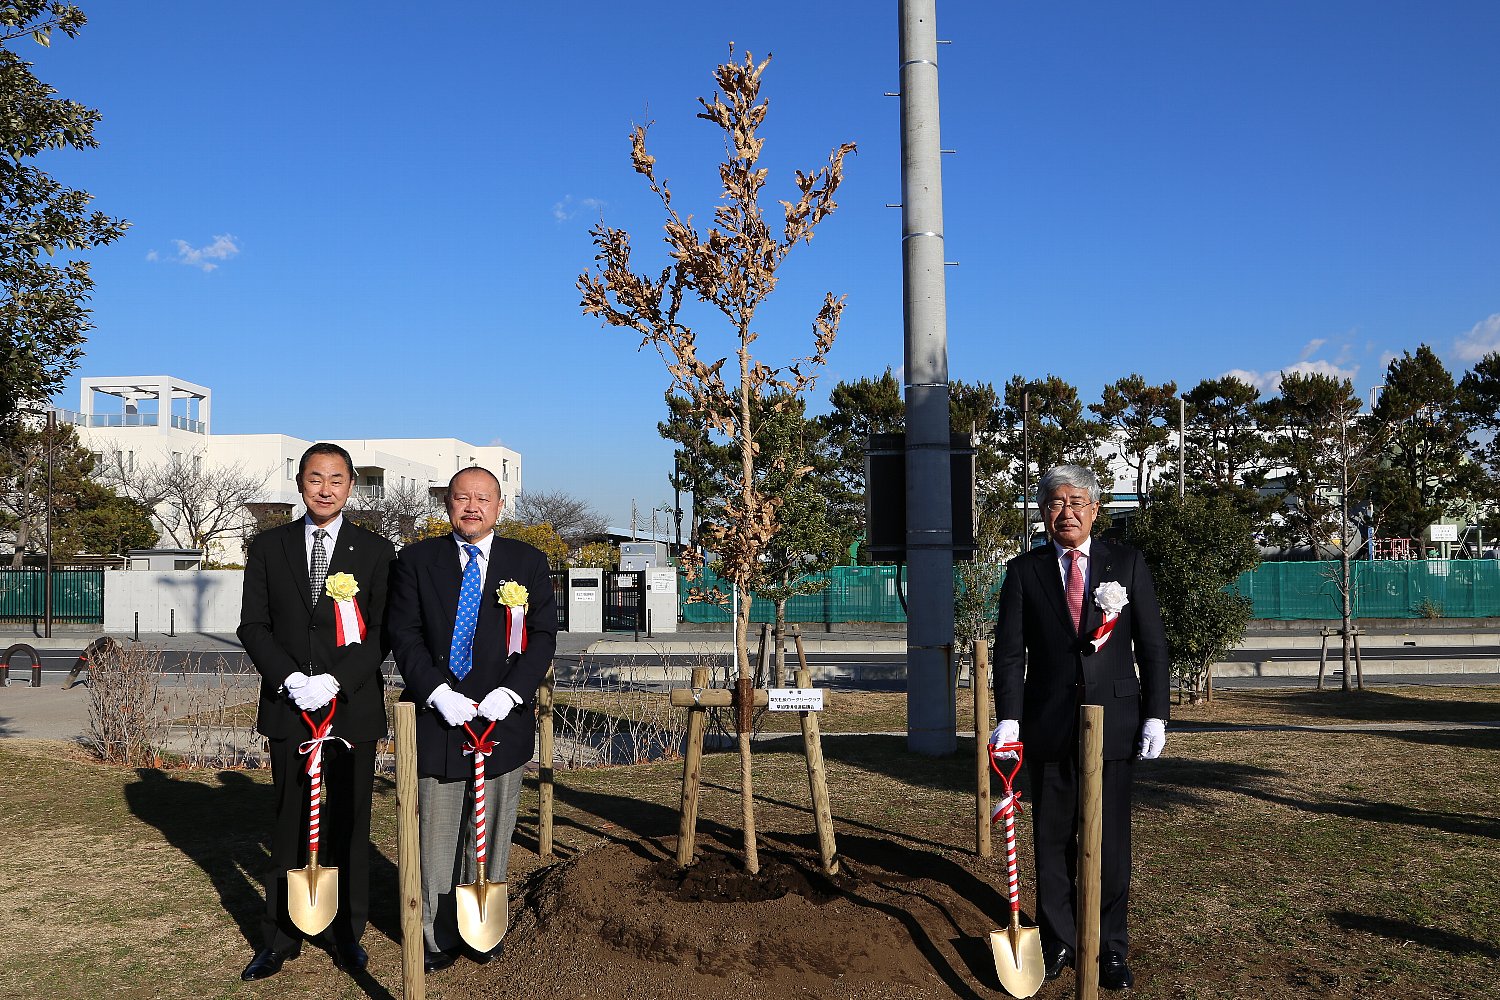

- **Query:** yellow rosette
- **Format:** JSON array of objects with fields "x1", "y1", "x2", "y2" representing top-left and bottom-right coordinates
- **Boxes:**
[
  {"x1": 325, "y1": 573, "x2": 360, "y2": 602},
  {"x1": 497, "y1": 581, "x2": 529, "y2": 608}
]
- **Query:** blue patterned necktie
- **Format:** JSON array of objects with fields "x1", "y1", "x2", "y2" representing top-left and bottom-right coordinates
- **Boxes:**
[{"x1": 449, "y1": 543, "x2": 482, "y2": 681}]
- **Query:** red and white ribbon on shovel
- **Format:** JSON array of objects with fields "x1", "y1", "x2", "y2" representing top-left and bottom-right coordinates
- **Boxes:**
[
  {"x1": 333, "y1": 598, "x2": 366, "y2": 647},
  {"x1": 463, "y1": 720, "x2": 499, "y2": 878},
  {"x1": 299, "y1": 703, "x2": 352, "y2": 857},
  {"x1": 989, "y1": 741, "x2": 1026, "y2": 913}
]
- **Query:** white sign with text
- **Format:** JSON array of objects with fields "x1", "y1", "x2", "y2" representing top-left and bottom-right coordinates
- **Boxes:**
[{"x1": 768, "y1": 688, "x2": 824, "y2": 712}]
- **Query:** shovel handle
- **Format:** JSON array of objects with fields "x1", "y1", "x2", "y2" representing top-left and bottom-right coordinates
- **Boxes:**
[
  {"x1": 988, "y1": 740, "x2": 1024, "y2": 914},
  {"x1": 464, "y1": 721, "x2": 498, "y2": 877},
  {"x1": 300, "y1": 702, "x2": 337, "y2": 861}
]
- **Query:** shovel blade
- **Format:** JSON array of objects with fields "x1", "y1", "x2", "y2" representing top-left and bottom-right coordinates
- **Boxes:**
[
  {"x1": 287, "y1": 864, "x2": 339, "y2": 936},
  {"x1": 455, "y1": 879, "x2": 507, "y2": 954},
  {"x1": 989, "y1": 924, "x2": 1045, "y2": 998}
]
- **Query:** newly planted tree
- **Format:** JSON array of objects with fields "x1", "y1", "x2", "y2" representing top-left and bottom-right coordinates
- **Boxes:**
[{"x1": 579, "y1": 50, "x2": 855, "y2": 684}]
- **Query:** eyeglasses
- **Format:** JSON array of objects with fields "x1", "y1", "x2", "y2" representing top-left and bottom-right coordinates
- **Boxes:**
[{"x1": 1044, "y1": 498, "x2": 1097, "y2": 514}]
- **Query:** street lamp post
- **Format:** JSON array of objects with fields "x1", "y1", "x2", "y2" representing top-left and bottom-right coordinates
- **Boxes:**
[{"x1": 44, "y1": 410, "x2": 55, "y2": 639}]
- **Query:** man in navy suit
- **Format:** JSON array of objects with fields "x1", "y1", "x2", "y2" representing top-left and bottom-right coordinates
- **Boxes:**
[
  {"x1": 238, "y1": 443, "x2": 395, "y2": 980},
  {"x1": 991, "y1": 464, "x2": 1170, "y2": 991},
  {"x1": 387, "y1": 466, "x2": 557, "y2": 972}
]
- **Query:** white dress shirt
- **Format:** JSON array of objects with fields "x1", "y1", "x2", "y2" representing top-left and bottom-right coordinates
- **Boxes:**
[{"x1": 304, "y1": 513, "x2": 344, "y2": 573}]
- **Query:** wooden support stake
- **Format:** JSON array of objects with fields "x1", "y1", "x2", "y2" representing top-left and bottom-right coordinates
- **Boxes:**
[
  {"x1": 737, "y1": 674, "x2": 759, "y2": 874},
  {"x1": 669, "y1": 688, "x2": 770, "y2": 708},
  {"x1": 795, "y1": 667, "x2": 839, "y2": 875},
  {"x1": 676, "y1": 666, "x2": 709, "y2": 867},
  {"x1": 974, "y1": 639, "x2": 992, "y2": 859},
  {"x1": 755, "y1": 623, "x2": 772, "y2": 689},
  {"x1": 538, "y1": 663, "x2": 556, "y2": 860},
  {"x1": 1317, "y1": 628, "x2": 1331, "y2": 691},
  {"x1": 1076, "y1": 704, "x2": 1104, "y2": 1000},
  {"x1": 394, "y1": 702, "x2": 425, "y2": 1000},
  {"x1": 1352, "y1": 629, "x2": 1365, "y2": 690},
  {"x1": 791, "y1": 624, "x2": 810, "y2": 679}
]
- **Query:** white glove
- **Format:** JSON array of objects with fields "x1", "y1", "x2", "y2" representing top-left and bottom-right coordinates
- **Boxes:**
[
  {"x1": 990, "y1": 719, "x2": 1020, "y2": 755},
  {"x1": 428, "y1": 683, "x2": 478, "y2": 727},
  {"x1": 292, "y1": 674, "x2": 340, "y2": 712},
  {"x1": 282, "y1": 671, "x2": 311, "y2": 696},
  {"x1": 478, "y1": 687, "x2": 523, "y2": 722},
  {"x1": 1137, "y1": 718, "x2": 1167, "y2": 760}
]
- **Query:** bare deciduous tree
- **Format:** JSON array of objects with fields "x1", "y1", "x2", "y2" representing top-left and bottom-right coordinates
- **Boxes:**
[
  {"x1": 578, "y1": 49, "x2": 855, "y2": 681},
  {"x1": 344, "y1": 479, "x2": 438, "y2": 547},
  {"x1": 96, "y1": 445, "x2": 269, "y2": 563},
  {"x1": 512, "y1": 488, "x2": 611, "y2": 547}
]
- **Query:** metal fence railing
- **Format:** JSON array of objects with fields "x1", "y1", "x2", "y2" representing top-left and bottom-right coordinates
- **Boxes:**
[{"x1": 0, "y1": 568, "x2": 106, "y2": 624}]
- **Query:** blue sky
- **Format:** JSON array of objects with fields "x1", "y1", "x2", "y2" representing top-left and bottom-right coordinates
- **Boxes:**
[{"x1": 30, "y1": 2, "x2": 1500, "y2": 527}]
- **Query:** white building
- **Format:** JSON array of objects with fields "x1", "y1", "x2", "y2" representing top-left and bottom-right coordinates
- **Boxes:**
[{"x1": 52, "y1": 375, "x2": 521, "y2": 562}]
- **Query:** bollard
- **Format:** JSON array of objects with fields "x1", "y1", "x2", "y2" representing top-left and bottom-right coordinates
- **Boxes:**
[
  {"x1": 168, "y1": 608, "x2": 176, "y2": 638},
  {"x1": 1, "y1": 644, "x2": 43, "y2": 688},
  {"x1": 647, "y1": 608, "x2": 653, "y2": 639},
  {"x1": 133, "y1": 612, "x2": 140, "y2": 643}
]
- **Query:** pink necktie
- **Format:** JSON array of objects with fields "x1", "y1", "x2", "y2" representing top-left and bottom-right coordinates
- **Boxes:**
[{"x1": 1066, "y1": 550, "x2": 1084, "y2": 633}]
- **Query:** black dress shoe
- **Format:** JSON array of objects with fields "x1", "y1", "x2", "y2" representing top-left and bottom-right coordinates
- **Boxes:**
[
  {"x1": 1099, "y1": 950, "x2": 1135, "y2": 991},
  {"x1": 470, "y1": 940, "x2": 504, "y2": 965},
  {"x1": 332, "y1": 941, "x2": 368, "y2": 972},
  {"x1": 241, "y1": 944, "x2": 300, "y2": 981},
  {"x1": 1044, "y1": 944, "x2": 1074, "y2": 981},
  {"x1": 424, "y1": 949, "x2": 457, "y2": 974}
]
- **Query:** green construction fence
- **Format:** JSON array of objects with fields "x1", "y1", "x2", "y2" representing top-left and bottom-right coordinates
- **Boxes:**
[{"x1": 678, "y1": 560, "x2": 1500, "y2": 624}]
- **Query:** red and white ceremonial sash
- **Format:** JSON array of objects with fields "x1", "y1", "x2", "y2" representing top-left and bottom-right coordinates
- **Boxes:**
[
  {"x1": 1088, "y1": 611, "x2": 1120, "y2": 653},
  {"x1": 333, "y1": 598, "x2": 366, "y2": 646},
  {"x1": 504, "y1": 605, "x2": 528, "y2": 657}
]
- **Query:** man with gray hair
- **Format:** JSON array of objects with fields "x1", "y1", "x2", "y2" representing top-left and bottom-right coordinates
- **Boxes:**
[{"x1": 991, "y1": 463, "x2": 1170, "y2": 990}]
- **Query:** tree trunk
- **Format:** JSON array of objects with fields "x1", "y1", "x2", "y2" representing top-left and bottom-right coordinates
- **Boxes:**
[
  {"x1": 11, "y1": 521, "x2": 30, "y2": 567},
  {"x1": 774, "y1": 601, "x2": 787, "y2": 687}
]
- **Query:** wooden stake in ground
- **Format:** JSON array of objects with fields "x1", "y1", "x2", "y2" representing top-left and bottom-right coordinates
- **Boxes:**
[
  {"x1": 1076, "y1": 705, "x2": 1104, "y2": 1000},
  {"x1": 394, "y1": 702, "x2": 425, "y2": 1000},
  {"x1": 795, "y1": 666, "x2": 838, "y2": 874},
  {"x1": 736, "y1": 673, "x2": 760, "y2": 874},
  {"x1": 538, "y1": 663, "x2": 556, "y2": 860},
  {"x1": 676, "y1": 666, "x2": 710, "y2": 866},
  {"x1": 974, "y1": 639, "x2": 992, "y2": 859}
]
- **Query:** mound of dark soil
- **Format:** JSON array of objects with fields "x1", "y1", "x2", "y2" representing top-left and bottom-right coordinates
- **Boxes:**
[{"x1": 440, "y1": 836, "x2": 1016, "y2": 1000}]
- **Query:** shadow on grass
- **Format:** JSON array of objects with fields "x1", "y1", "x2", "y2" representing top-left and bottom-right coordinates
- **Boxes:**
[
  {"x1": 123, "y1": 769, "x2": 271, "y2": 948},
  {"x1": 1328, "y1": 910, "x2": 1500, "y2": 958},
  {"x1": 1135, "y1": 739, "x2": 1500, "y2": 840},
  {"x1": 125, "y1": 767, "x2": 405, "y2": 974},
  {"x1": 1178, "y1": 687, "x2": 1500, "y2": 726}
]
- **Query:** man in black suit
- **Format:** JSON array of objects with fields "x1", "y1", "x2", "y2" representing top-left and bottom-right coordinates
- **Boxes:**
[
  {"x1": 238, "y1": 442, "x2": 396, "y2": 980},
  {"x1": 991, "y1": 464, "x2": 1170, "y2": 991},
  {"x1": 387, "y1": 466, "x2": 557, "y2": 972}
]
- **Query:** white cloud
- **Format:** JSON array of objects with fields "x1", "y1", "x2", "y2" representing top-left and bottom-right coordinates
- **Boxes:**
[
  {"x1": 1455, "y1": 313, "x2": 1500, "y2": 362},
  {"x1": 1221, "y1": 359, "x2": 1359, "y2": 395},
  {"x1": 1298, "y1": 338, "x2": 1326, "y2": 361},
  {"x1": 148, "y1": 234, "x2": 240, "y2": 272},
  {"x1": 553, "y1": 196, "x2": 606, "y2": 222}
]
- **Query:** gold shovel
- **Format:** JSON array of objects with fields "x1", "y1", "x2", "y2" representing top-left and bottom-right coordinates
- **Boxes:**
[
  {"x1": 456, "y1": 721, "x2": 507, "y2": 953},
  {"x1": 288, "y1": 704, "x2": 341, "y2": 936},
  {"x1": 987, "y1": 741, "x2": 1045, "y2": 998}
]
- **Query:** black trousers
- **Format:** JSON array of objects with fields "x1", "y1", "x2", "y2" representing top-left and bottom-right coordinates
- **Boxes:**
[
  {"x1": 1028, "y1": 756, "x2": 1135, "y2": 956},
  {"x1": 263, "y1": 736, "x2": 377, "y2": 952}
]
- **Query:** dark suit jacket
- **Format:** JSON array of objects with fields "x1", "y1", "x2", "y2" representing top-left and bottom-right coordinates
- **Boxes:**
[
  {"x1": 239, "y1": 519, "x2": 397, "y2": 744},
  {"x1": 387, "y1": 534, "x2": 558, "y2": 778},
  {"x1": 993, "y1": 537, "x2": 1170, "y2": 761}
]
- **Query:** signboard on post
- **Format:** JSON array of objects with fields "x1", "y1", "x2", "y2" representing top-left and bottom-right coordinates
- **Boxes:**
[{"x1": 768, "y1": 688, "x2": 825, "y2": 713}]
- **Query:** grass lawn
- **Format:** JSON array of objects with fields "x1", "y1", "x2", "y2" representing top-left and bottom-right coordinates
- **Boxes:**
[{"x1": 1, "y1": 685, "x2": 1495, "y2": 998}]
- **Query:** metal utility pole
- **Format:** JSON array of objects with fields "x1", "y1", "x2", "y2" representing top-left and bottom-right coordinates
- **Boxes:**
[
  {"x1": 899, "y1": 0, "x2": 955, "y2": 755},
  {"x1": 672, "y1": 455, "x2": 683, "y2": 552},
  {"x1": 44, "y1": 410, "x2": 56, "y2": 639},
  {"x1": 1178, "y1": 396, "x2": 1186, "y2": 499},
  {"x1": 1020, "y1": 390, "x2": 1031, "y2": 553}
]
